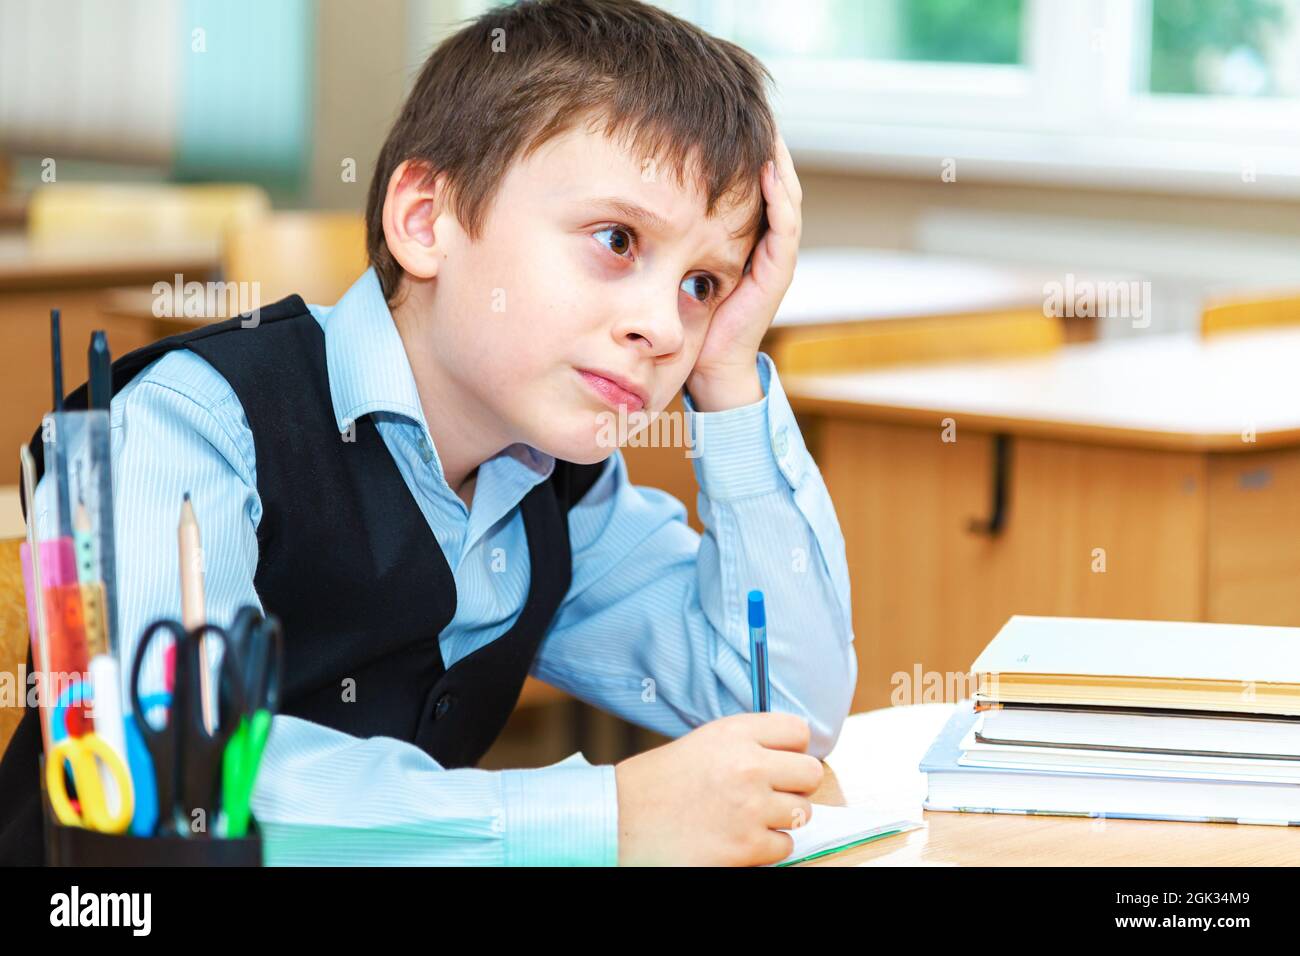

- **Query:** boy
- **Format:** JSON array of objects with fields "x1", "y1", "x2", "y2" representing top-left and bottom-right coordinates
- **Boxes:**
[{"x1": 0, "y1": 0, "x2": 855, "y2": 866}]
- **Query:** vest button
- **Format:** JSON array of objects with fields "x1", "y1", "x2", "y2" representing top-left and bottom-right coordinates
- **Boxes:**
[{"x1": 434, "y1": 693, "x2": 456, "y2": 719}]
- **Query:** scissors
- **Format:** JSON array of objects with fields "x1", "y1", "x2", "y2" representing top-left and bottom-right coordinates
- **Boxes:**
[
  {"x1": 123, "y1": 689, "x2": 170, "y2": 836},
  {"x1": 130, "y1": 619, "x2": 246, "y2": 838},
  {"x1": 220, "y1": 606, "x2": 283, "y2": 838},
  {"x1": 46, "y1": 680, "x2": 134, "y2": 833}
]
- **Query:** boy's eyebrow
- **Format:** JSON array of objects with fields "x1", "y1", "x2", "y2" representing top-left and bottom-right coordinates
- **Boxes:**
[
  {"x1": 585, "y1": 195, "x2": 672, "y2": 233},
  {"x1": 583, "y1": 195, "x2": 748, "y2": 284}
]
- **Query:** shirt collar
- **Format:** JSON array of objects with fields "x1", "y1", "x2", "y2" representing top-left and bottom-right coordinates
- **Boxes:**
[
  {"x1": 318, "y1": 267, "x2": 428, "y2": 434},
  {"x1": 313, "y1": 267, "x2": 556, "y2": 485}
]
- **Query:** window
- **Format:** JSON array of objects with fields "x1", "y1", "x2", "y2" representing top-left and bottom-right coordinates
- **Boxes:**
[
  {"x1": 1144, "y1": 0, "x2": 1300, "y2": 97},
  {"x1": 655, "y1": 0, "x2": 1300, "y2": 197},
  {"x1": 691, "y1": 0, "x2": 1024, "y2": 65}
]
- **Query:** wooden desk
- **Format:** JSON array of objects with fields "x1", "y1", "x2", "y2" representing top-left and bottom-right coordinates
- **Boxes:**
[
  {"x1": 806, "y1": 702, "x2": 1300, "y2": 866},
  {"x1": 785, "y1": 328, "x2": 1300, "y2": 713},
  {"x1": 0, "y1": 236, "x2": 220, "y2": 466},
  {"x1": 0, "y1": 235, "x2": 219, "y2": 292}
]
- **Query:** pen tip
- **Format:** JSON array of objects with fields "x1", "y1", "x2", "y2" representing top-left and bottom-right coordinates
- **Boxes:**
[{"x1": 183, "y1": 491, "x2": 191, "y2": 503}]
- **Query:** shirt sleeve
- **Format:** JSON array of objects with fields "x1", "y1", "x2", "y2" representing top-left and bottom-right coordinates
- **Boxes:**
[
  {"x1": 47, "y1": 350, "x2": 618, "y2": 866},
  {"x1": 535, "y1": 351, "x2": 857, "y2": 759}
]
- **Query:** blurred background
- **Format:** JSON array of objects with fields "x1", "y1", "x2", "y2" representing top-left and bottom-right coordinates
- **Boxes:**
[{"x1": 1, "y1": 0, "x2": 1298, "y2": 765}]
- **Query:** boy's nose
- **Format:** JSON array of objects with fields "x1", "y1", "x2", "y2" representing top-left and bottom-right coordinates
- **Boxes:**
[{"x1": 615, "y1": 288, "x2": 685, "y2": 359}]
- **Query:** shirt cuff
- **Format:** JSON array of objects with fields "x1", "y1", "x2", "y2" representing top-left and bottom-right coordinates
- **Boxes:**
[
  {"x1": 681, "y1": 352, "x2": 798, "y2": 500},
  {"x1": 499, "y1": 764, "x2": 620, "y2": 866}
]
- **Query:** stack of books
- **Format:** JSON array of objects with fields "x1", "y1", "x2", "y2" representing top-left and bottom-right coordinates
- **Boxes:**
[{"x1": 920, "y1": 616, "x2": 1300, "y2": 826}]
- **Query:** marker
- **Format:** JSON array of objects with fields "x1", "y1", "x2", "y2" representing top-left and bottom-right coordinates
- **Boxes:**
[
  {"x1": 88, "y1": 330, "x2": 112, "y2": 412},
  {"x1": 748, "y1": 589, "x2": 769, "y2": 712},
  {"x1": 50, "y1": 309, "x2": 72, "y2": 537}
]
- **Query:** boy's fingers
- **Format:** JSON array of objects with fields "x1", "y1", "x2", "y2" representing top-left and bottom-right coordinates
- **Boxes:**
[
  {"x1": 773, "y1": 132, "x2": 803, "y2": 206},
  {"x1": 764, "y1": 142, "x2": 801, "y2": 246},
  {"x1": 765, "y1": 750, "x2": 825, "y2": 794},
  {"x1": 764, "y1": 792, "x2": 814, "y2": 831},
  {"x1": 735, "y1": 711, "x2": 812, "y2": 751},
  {"x1": 763, "y1": 162, "x2": 799, "y2": 242}
]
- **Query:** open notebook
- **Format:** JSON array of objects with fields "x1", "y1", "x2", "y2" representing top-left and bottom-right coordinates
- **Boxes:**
[
  {"x1": 549, "y1": 753, "x2": 922, "y2": 866},
  {"x1": 773, "y1": 804, "x2": 922, "y2": 866}
]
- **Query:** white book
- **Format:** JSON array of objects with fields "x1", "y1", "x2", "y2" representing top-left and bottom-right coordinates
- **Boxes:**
[
  {"x1": 921, "y1": 703, "x2": 1300, "y2": 826},
  {"x1": 959, "y1": 725, "x2": 1300, "y2": 784},
  {"x1": 971, "y1": 616, "x2": 1300, "y2": 685},
  {"x1": 977, "y1": 705, "x2": 1300, "y2": 758},
  {"x1": 771, "y1": 804, "x2": 922, "y2": 866}
]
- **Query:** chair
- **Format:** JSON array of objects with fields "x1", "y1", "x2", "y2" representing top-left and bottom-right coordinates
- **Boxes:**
[
  {"x1": 769, "y1": 309, "x2": 1064, "y2": 375},
  {"x1": 102, "y1": 209, "x2": 369, "y2": 337},
  {"x1": 222, "y1": 211, "x2": 368, "y2": 308},
  {"x1": 1201, "y1": 290, "x2": 1300, "y2": 337},
  {"x1": 26, "y1": 182, "x2": 269, "y2": 246}
]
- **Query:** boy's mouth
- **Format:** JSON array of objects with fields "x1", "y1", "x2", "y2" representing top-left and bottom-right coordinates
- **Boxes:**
[{"x1": 575, "y1": 367, "x2": 647, "y2": 413}]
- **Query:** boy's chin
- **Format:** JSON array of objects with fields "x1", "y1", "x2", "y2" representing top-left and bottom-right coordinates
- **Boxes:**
[
  {"x1": 528, "y1": 402, "x2": 660, "y2": 465},
  {"x1": 530, "y1": 418, "x2": 619, "y2": 466},
  {"x1": 561, "y1": 444, "x2": 616, "y2": 466}
]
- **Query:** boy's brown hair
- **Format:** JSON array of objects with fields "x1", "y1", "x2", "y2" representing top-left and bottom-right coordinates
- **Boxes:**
[{"x1": 365, "y1": 0, "x2": 776, "y2": 303}]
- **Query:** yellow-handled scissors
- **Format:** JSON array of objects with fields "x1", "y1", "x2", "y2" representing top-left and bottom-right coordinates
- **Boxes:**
[{"x1": 46, "y1": 680, "x2": 134, "y2": 833}]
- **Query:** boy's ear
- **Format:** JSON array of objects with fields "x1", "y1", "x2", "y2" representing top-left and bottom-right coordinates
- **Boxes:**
[{"x1": 381, "y1": 159, "x2": 449, "y2": 281}]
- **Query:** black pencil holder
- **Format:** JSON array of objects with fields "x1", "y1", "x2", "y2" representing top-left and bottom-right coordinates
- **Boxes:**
[{"x1": 39, "y1": 756, "x2": 263, "y2": 866}]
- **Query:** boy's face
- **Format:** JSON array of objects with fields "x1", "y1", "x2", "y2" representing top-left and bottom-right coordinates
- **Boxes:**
[{"x1": 420, "y1": 121, "x2": 759, "y2": 465}]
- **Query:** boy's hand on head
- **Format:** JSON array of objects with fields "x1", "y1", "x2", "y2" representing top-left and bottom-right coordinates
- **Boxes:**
[{"x1": 685, "y1": 131, "x2": 802, "y2": 413}]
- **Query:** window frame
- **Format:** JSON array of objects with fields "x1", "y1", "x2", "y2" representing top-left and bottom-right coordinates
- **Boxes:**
[{"x1": 665, "y1": 0, "x2": 1300, "y2": 198}]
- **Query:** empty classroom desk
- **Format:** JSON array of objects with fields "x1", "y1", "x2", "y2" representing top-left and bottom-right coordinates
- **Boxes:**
[{"x1": 784, "y1": 327, "x2": 1300, "y2": 713}]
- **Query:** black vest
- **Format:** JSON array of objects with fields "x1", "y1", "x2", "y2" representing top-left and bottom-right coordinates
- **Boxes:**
[{"x1": 0, "y1": 295, "x2": 604, "y2": 864}]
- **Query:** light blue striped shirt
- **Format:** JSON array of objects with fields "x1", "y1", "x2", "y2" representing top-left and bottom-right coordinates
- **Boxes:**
[{"x1": 36, "y1": 266, "x2": 856, "y2": 865}]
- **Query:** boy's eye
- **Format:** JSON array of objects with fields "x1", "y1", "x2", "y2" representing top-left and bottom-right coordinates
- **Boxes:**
[
  {"x1": 593, "y1": 223, "x2": 718, "y2": 305},
  {"x1": 681, "y1": 274, "x2": 717, "y2": 304},
  {"x1": 594, "y1": 225, "x2": 634, "y2": 258}
]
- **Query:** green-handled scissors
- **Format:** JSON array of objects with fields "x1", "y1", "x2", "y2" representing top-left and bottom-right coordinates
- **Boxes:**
[{"x1": 221, "y1": 607, "x2": 283, "y2": 838}]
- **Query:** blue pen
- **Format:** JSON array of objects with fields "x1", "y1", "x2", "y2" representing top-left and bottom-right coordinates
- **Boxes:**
[{"x1": 747, "y1": 590, "x2": 769, "y2": 712}]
